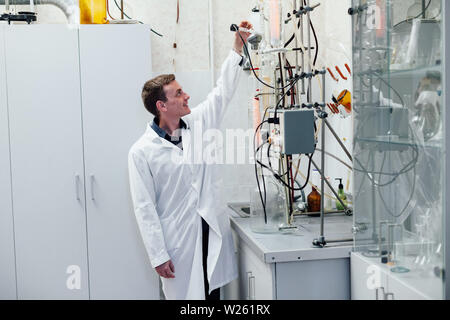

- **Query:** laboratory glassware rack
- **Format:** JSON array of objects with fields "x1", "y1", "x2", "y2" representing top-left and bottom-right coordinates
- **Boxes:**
[{"x1": 350, "y1": 0, "x2": 449, "y2": 299}]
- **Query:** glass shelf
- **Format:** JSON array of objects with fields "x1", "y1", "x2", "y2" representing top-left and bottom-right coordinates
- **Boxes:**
[
  {"x1": 356, "y1": 64, "x2": 441, "y2": 79},
  {"x1": 355, "y1": 137, "x2": 442, "y2": 150},
  {"x1": 351, "y1": 0, "x2": 445, "y2": 299}
]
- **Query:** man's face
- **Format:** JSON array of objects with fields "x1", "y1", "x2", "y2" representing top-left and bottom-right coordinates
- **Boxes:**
[{"x1": 160, "y1": 80, "x2": 191, "y2": 119}]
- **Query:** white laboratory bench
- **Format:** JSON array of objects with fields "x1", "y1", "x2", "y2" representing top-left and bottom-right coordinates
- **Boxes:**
[{"x1": 223, "y1": 206, "x2": 354, "y2": 300}]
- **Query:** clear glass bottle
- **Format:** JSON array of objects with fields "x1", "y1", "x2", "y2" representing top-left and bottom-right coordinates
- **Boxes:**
[{"x1": 250, "y1": 175, "x2": 285, "y2": 234}]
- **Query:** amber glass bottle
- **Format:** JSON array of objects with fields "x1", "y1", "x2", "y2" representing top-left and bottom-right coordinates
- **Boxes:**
[
  {"x1": 307, "y1": 186, "x2": 321, "y2": 216},
  {"x1": 80, "y1": 0, "x2": 107, "y2": 24}
]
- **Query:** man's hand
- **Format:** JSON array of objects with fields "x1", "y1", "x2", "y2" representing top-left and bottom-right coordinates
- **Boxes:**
[
  {"x1": 233, "y1": 21, "x2": 253, "y2": 55},
  {"x1": 155, "y1": 260, "x2": 175, "y2": 279}
]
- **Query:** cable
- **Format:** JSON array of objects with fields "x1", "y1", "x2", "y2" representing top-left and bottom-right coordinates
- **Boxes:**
[
  {"x1": 113, "y1": 0, "x2": 163, "y2": 37},
  {"x1": 393, "y1": 0, "x2": 432, "y2": 28},
  {"x1": 377, "y1": 154, "x2": 417, "y2": 219},
  {"x1": 107, "y1": 0, "x2": 116, "y2": 20},
  {"x1": 315, "y1": 148, "x2": 353, "y2": 171}
]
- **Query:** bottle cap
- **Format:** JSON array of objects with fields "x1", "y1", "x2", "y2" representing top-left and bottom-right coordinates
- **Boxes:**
[{"x1": 335, "y1": 178, "x2": 344, "y2": 189}]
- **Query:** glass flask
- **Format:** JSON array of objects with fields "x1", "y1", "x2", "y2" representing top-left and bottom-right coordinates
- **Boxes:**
[
  {"x1": 250, "y1": 176, "x2": 286, "y2": 234},
  {"x1": 80, "y1": 0, "x2": 107, "y2": 24}
]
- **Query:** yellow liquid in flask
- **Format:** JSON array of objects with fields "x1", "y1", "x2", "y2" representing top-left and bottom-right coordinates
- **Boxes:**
[{"x1": 80, "y1": 0, "x2": 107, "y2": 24}]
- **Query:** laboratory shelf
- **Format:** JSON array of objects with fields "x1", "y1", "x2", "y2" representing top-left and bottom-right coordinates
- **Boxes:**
[
  {"x1": 355, "y1": 137, "x2": 442, "y2": 150},
  {"x1": 356, "y1": 65, "x2": 441, "y2": 80}
]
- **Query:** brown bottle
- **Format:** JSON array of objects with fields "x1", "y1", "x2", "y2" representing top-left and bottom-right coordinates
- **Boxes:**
[{"x1": 307, "y1": 186, "x2": 321, "y2": 217}]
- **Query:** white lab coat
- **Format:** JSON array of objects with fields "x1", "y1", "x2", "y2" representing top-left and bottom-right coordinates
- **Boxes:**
[{"x1": 128, "y1": 50, "x2": 242, "y2": 300}]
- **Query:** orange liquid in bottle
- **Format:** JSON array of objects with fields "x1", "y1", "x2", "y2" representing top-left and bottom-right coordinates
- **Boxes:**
[{"x1": 80, "y1": 0, "x2": 107, "y2": 24}]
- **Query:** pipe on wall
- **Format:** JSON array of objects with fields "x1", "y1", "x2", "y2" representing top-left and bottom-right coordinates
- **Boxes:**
[{"x1": 0, "y1": 0, "x2": 79, "y2": 24}]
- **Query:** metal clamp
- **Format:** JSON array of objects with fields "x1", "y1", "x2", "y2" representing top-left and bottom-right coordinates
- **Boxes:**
[{"x1": 348, "y1": 4, "x2": 368, "y2": 15}]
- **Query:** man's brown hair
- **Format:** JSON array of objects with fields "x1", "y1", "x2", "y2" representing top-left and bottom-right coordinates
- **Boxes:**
[{"x1": 141, "y1": 74, "x2": 176, "y2": 119}]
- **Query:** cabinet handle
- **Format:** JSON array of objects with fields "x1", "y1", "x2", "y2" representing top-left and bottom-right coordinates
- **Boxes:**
[
  {"x1": 75, "y1": 174, "x2": 81, "y2": 201},
  {"x1": 90, "y1": 174, "x2": 95, "y2": 201},
  {"x1": 375, "y1": 287, "x2": 386, "y2": 300},
  {"x1": 385, "y1": 292, "x2": 394, "y2": 300},
  {"x1": 249, "y1": 275, "x2": 255, "y2": 300},
  {"x1": 246, "y1": 272, "x2": 252, "y2": 300}
]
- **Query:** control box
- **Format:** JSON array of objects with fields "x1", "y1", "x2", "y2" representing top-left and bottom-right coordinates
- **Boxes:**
[{"x1": 269, "y1": 109, "x2": 316, "y2": 155}]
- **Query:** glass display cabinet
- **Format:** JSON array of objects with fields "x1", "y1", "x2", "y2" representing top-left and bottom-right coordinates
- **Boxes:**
[{"x1": 350, "y1": 0, "x2": 449, "y2": 299}]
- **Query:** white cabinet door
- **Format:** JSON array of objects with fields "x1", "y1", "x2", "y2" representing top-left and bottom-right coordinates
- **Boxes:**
[
  {"x1": 351, "y1": 253, "x2": 388, "y2": 300},
  {"x1": 238, "y1": 241, "x2": 275, "y2": 300},
  {"x1": 79, "y1": 25, "x2": 158, "y2": 299},
  {"x1": 5, "y1": 25, "x2": 89, "y2": 299},
  {"x1": 0, "y1": 25, "x2": 17, "y2": 300}
]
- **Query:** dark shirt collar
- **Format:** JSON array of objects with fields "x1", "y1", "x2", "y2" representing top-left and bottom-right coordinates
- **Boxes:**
[{"x1": 151, "y1": 118, "x2": 187, "y2": 138}]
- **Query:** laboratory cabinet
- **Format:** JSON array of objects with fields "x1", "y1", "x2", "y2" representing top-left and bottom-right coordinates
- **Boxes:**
[
  {"x1": 350, "y1": 0, "x2": 449, "y2": 299},
  {"x1": 0, "y1": 25, "x2": 17, "y2": 300},
  {"x1": 228, "y1": 215, "x2": 352, "y2": 300},
  {"x1": 0, "y1": 24, "x2": 159, "y2": 300}
]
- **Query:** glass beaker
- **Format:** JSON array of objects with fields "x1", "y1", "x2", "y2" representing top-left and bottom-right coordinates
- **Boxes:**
[
  {"x1": 80, "y1": 0, "x2": 107, "y2": 24},
  {"x1": 250, "y1": 176, "x2": 286, "y2": 234}
]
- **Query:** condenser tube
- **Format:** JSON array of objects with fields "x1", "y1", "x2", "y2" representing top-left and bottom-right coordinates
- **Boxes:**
[{"x1": 269, "y1": 0, "x2": 282, "y2": 47}]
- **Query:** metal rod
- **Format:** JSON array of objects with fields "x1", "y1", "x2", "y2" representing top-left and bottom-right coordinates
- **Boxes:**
[
  {"x1": 371, "y1": 152, "x2": 379, "y2": 245},
  {"x1": 306, "y1": 0, "x2": 312, "y2": 102},
  {"x1": 319, "y1": 70, "x2": 326, "y2": 237},
  {"x1": 324, "y1": 119, "x2": 353, "y2": 161},
  {"x1": 280, "y1": 155, "x2": 291, "y2": 226},
  {"x1": 422, "y1": 0, "x2": 426, "y2": 18},
  {"x1": 293, "y1": 0, "x2": 301, "y2": 101},
  {"x1": 294, "y1": 210, "x2": 348, "y2": 216},
  {"x1": 300, "y1": 7, "x2": 305, "y2": 94}
]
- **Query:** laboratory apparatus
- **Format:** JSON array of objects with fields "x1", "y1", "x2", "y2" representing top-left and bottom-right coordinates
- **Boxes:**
[{"x1": 239, "y1": 0, "x2": 353, "y2": 247}]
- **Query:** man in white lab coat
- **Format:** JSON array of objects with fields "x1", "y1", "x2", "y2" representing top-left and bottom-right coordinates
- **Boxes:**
[{"x1": 128, "y1": 21, "x2": 252, "y2": 300}]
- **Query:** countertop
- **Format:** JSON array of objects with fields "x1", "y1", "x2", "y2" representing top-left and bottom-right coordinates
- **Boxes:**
[{"x1": 227, "y1": 206, "x2": 354, "y2": 264}]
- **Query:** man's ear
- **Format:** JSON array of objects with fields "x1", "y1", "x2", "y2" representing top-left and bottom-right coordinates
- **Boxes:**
[{"x1": 156, "y1": 100, "x2": 166, "y2": 114}]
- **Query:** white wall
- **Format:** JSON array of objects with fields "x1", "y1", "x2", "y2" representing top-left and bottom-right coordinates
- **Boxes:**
[{"x1": 1, "y1": 0, "x2": 355, "y2": 204}]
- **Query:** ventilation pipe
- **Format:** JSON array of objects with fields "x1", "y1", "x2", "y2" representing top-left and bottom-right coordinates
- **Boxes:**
[{"x1": 0, "y1": 0, "x2": 79, "y2": 24}]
